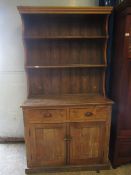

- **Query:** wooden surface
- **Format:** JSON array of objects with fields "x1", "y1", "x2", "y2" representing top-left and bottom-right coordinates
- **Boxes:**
[
  {"x1": 22, "y1": 95, "x2": 113, "y2": 108},
  {"x1": 24, "y1": 36, "x2": 109, "y2": 39},
  {"x1": 25, "y1": 164, "x2": 110, "y2": 174},
  {"x1": 24, "y1": 108, "x2": 66, "y2": 123},
  {"x1": 27, "y1": 69, "x2": 105, "y2": 97},
  {"x1": 109, "y1": 2, "x2": 131, "y2": 167},
  {"x1": 20, "y1": 9, "x2": 110, "y2": 98},
  {"x1": 23, "y1": 104, "x2": 112, "y2": 168},
  {"x1": 28, "y1": 123, "x2": 66, "y2": 167},
  {"x1": 26, "y1": 64, "x2": 107, "y2": 69},
  {"x1": 19, "y1": 6, "x2": 113, "y2": 173},
  {"x1": 69, "y1": 106, "x2": 110, "y2": 121},
  {"x1": 23, "y1": 105, "x2": 111, "y2": 124},
  {"x1": 69, "y1": 122, "x2": 106, "y2": 165},
  {"x1": 18, "y1": 6, "x2": 113, "y2": 14},
  {"x1": 23, "y1": 14, "x2": 108, "y2": 38}
]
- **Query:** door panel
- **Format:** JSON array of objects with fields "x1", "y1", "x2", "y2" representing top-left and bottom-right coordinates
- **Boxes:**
[
  {"x1": 118, "y1": 15, "x2": 131, "y2": 134},
  {"x1": 69, "y1": 122, "x2": 106, "y2": 165},
  {"x1": 114, "y1": 140, "x2": 131, "y2": 165},
  {"x1": 29, "y1": 123, "x2": 66, "y2": 167},
  {"x1": 119, "y1": 61, "x2": 131, "y2": 132},
  {"x1": 117, "y1": 140, "x2": 131, "y2": 158}
]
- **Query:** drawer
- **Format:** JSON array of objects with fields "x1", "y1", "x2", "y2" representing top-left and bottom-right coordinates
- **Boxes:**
[
  {"x1": 24, "y1": 109, "x2": 66, "y2": 123},
  {"x1": 69, "y1": 106, "x2": 110, "y2": 122}
]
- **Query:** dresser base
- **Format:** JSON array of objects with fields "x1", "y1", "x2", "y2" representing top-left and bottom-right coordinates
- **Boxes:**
[{"x1": 25, "y1": 163, "x2": 110, "y2": 174}]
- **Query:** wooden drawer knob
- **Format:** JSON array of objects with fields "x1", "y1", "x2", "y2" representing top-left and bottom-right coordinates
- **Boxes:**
[
  {"x1": 85, "y1": 112, "x2": 93, "y2": 117},
  {"x1": 43, "y1": 112, "x2": 52, "y2": 118}
]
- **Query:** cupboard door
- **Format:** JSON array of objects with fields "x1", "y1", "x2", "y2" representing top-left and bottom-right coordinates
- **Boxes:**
[
  {"x1": 28, "y1": 123, "x2": 66, "y2": 167},
  {"x1": 69, "y1": 122, "x2": 106, "y2": 165}
]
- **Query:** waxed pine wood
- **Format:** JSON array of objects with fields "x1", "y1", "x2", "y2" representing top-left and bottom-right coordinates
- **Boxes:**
[
  {"x1": 28, "y1": 123, "x2": 66, "y2": 167},
  {"x1": 27, "y1": 68, "x2": 104, "y2": 97},
  {"x1": 69, "y1": 122, "x2": 106, "y2": 165},
  {"x1": 23, "y1": 14, "x2": 108, "y2": 97},
  {"x1": 19, "y1": 6, "x2": 113, "y2": 173}
]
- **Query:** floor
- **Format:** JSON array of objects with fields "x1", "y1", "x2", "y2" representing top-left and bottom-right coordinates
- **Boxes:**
[{"x1": 0, "y1": 144, "x2": 131, "y2": 175}]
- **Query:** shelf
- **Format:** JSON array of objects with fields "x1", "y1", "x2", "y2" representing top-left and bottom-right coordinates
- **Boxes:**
[
  {"x1": 26, "y1": 64, "x2": 107, "y2": 69},
  {"x1": 18, "y1": 6, "x2": 113, "y2": 15},
  {"x1": 24, "y1": 36, "x2": 109, "y2": 40},
  {"x1": 20, "y1": 7, "x2": 110, "y2": 100}
]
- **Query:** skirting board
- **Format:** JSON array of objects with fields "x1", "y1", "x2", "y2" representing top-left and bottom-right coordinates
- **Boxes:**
[
  {"x1": 25, "y1": 163, "x2": 110, "y2": 174},
  {"x1": 0, "y1": 137, "x2": 25, "y2": 143}
]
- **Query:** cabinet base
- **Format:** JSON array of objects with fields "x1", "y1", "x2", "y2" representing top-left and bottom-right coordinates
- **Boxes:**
[{"x1": 25, "y1": 163, "x2": 110, "y2": 174}]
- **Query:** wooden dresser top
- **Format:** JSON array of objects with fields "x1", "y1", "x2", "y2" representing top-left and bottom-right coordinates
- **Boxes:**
[{"x1": 22, "y1": 94, "x2": 113, "y2": 108}]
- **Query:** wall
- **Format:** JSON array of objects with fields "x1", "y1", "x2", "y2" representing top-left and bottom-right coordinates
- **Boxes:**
[{"x1": 0, "y1": 0, "x2": 98, "y2": 137}]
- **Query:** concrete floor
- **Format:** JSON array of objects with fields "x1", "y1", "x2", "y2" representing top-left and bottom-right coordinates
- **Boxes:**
[{"x1": 0, "y1": 143, "x2": 131, "y2": 175}]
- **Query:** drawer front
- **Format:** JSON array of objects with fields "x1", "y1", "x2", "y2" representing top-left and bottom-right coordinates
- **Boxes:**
[
  {"x1": 24, "y1": 109, "x2": 66, "y2": 123},
  {"x1": 69, "y1": 106, "x2": 111, "y2": 122}
]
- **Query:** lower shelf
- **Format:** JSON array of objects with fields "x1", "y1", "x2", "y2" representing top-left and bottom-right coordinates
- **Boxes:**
[{"x1": 25, "y1": 163, "x2": 110, "y2": 174}]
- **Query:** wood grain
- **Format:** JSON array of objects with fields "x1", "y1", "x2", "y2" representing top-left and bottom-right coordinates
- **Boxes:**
[
  {"x1": 22, "y1": 14, "x2": 108, "y2": 38},
  {"x1": 19, "y1": 6, "x2": 113, "y2": 172},
  {"x1": 69, "y1": 122, "x2": 106, "y2": 164},
  {"x1": 22, "y1": 94, "x2": 113, "y2": 108},
  {"x1": 28, "y1": 123, "x2": 66, "y2": 167}
]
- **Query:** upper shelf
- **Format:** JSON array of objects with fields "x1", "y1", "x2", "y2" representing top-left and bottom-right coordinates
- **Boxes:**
[{"x1": 18, "y1": 6, "x2": 113, "y2": 15}]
